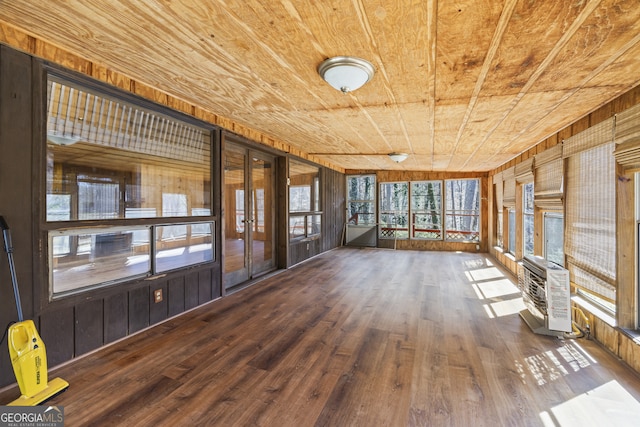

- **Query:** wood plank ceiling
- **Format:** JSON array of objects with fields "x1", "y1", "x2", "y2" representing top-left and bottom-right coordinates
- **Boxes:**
[{"x1": 1, "y1": 0, "x2": 639, "y2": 172}]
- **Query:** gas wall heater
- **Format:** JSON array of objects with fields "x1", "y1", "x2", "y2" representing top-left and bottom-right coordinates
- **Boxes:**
[{"x1": 517, "y1": 255, "x2": 571, "y2": 337}]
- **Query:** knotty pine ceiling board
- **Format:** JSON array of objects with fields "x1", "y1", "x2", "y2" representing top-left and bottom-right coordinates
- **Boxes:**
[{"x1": 0, "y1": 0, "x2": 639, "y2": 173}]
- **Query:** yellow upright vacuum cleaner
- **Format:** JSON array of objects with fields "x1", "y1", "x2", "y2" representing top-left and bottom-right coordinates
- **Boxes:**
[{"x1": 1, "y1": 216, "x2": 69, "y2": 405}]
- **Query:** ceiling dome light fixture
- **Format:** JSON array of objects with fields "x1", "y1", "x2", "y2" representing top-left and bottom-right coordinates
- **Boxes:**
[
  {"x1": 388, "y1": 152, "x2": 409, "y2": 163},
  {"x1": 318, "y1": 56, "x2": 375, "y2": 94}
]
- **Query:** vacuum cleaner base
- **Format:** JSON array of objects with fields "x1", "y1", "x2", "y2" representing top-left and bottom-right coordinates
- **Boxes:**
[{"x1": 8, "y1": 377, "x2": 69, "y2": 406}]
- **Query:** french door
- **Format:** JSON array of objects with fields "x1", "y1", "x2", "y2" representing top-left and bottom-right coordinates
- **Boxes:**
[{"x1": 223, "y1": 143, "x2": 276, "y2": 289}]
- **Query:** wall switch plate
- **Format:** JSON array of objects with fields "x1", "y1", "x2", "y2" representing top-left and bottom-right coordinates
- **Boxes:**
[{"x1": 154, "y1": 289, "x2": 163, "y2": 303}]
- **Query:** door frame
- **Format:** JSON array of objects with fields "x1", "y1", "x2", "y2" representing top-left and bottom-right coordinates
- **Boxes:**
[{"x1": 222, "y1": 135, "x2": 278, "y2": 290}]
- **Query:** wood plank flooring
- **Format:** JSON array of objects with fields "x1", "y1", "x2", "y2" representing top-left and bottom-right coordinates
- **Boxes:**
[{"x1": 3, "y1": 248, "x2": 640, "y2": 426}]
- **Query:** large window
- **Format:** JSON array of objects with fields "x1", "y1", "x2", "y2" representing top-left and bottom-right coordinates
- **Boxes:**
[
  {"x1": 523, "y1": 182, "x2": 534, "y2": 256},
  {"x1": 376, "y1": 178, "x2": 480, "y2": 242},
  {"x1": 347, "y1": 175, "x2": 376, "y2": 225},
  {"x1": 379, "y1": 182, "x2": 409, "y2": 239},
  {"x1": 444, "y1": 179, "x2": 480, "y2": 242},
  {"x1": 289, "y1": 160, "x2": 321, "y2": 240},
  {"x1": 46, "y1": 74, "x2": 214, "y2": 297}
]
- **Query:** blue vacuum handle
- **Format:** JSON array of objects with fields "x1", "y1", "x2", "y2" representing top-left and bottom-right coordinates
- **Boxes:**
[
  {"x1": 1, "y1": 215, "x2": 24, "y2": 322},
  {"x1": 1, "y1": 215, "x2": 13, "y2": 253}
]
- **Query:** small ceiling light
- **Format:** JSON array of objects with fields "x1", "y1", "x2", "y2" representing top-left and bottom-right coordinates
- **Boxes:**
[
  {"x1": 318, "y1": 56, "x2": 375, "y2": 93},
  {"x1": 388, "y1": 153, "x2": 409, "y2": 163}
]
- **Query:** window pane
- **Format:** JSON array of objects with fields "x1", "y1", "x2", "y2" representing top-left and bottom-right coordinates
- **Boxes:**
[
  {"x1": 155, "y1": 223, "x2": 214, "y2": 273},
  {"x1": 50, "y1": 228, "x2": 150, "y2": 295},
  {"x1": 523, "y1": 183, "x2": 534, "y2": 256},
  {"x1": 379, "y1": 182, "x2": 409, "y2": 239},
  {"x1": 289, "y1": 185, "x2": 311, "y2": 212},
  {"x1": 444, "y1": 179, "x2": 480, "y2": 241},
  {"x1": 347, "y1": 175, "x2": 376, "y2": 225},
  {"x1": 289, "y1": 216, "x2": 305, "y2": 239},
  {"x1": 308, "y1": 214, "x2": 321, "y2": 236},
  {"x1": 508, "y1": 209, "x2": 516, "y2": 255},
  {"x1": 411, "y1": 181, "x2": 442, "y2": 239},
  {"x1": 46, "y1": 77, "x2": 211, "y2": 222},
  {"x1": 289, "y1": 160, "x2": 320, "y2": 213},
  {"x1": 347, "y1": 175, "x2": 375, "y2": 201},
  {"x1": 347, "y1": 202, "x2": 375, "y2": 225},
  {"x1": 544, "y1": 213, "x2": 564, "y2": 266}
]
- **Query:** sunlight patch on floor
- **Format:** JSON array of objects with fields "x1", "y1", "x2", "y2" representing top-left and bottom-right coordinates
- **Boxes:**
[
  {"x1": 468, "y1": 266, "x2": 505, "y2": 281},
  {"x1": 515, "y1": 342, "x2": 596, "y2": 386},
  {"x1": 475, "y1": 278, "x2": 520, "y2": 299},
  {"x1": 483, "y1": 297, "x2": 526, "y2": 318},
  {"x1": 540, "y1": 380, "x2": 640, "y2": 427}
]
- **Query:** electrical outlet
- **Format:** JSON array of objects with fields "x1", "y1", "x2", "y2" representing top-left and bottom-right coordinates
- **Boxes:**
[{"x1": 154, "y1": 289, "x2": 163, "y2": 303}]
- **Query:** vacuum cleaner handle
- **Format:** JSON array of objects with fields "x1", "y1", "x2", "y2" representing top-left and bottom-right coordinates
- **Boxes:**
[
  {"x1": 0, "y1": 215, "x2": 11, "y2": 253},
  {"x1": 1, "y1": 215, "x2": 24, "y2": 322}
]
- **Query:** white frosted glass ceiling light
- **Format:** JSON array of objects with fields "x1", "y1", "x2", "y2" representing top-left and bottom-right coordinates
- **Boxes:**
[
  {"x1": 318, "y1": 56, "x2": 375, "y2": 93},
  {"x1": 388, "y1": 153, "x2": 409, "y2": 163}
]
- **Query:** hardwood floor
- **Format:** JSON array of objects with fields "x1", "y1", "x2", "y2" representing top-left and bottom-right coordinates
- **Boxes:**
[{"x1": 3, "y1": 248, "x2": 640, "y2": 426}]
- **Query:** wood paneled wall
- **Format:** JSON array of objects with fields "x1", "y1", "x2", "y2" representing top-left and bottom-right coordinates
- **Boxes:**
[{"x1": 0, "y1": 45, "x2": 35, "y2": 387}]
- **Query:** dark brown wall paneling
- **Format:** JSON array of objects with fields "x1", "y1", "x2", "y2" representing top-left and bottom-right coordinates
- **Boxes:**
[
  {"x1": 104, "y1": 293, "x2": 128, "y2": 344},
  {"x1": 198, "y1": 268, "x2": 214, "y2": 304},
  {"x1": 39, "y1": 308, "x2": 74, "y2": 367},
  {"x1": 168, "y1": 276, "x2": 186, "y2": 317},
  {"x1": 185, "y1": 271, "x2": 200, "y2": 310},
  {"x1": 322, "y1": 168, "x2": 346, "y2": 251},
  {"x1": 129, "y1": 286, "x2": 150, "y2": 334},
  {"x1": 0, "y1": 45, "x2": 34, "y2": 386},
  {"x1": 75, "y1": 299, "x2": 104, "y2": 356}
]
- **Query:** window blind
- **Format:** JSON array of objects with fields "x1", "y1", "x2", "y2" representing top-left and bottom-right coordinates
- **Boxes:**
[
  {"x1": 502, "y1": 167, "x2": 516, "y2": 208},
  {"x1": 493, "y1": 172, "x2": 503, "y2": 209},
  {"x1": 613, "y1": 103, "x2": 640, "y2": 170},
  {"x1": 563, "y1": 117, "x2": 616, "y2": 302},
  {"x1": 533, "y1": 144, "x2": 563, "y2": 210},
  {"x1": 515, "y1": 157, "x2": 534, "y2": 183}
]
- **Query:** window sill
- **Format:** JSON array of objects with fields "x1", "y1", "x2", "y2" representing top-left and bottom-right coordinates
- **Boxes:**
[{"x1": 571, "y1": 294, "x2": 616, "y2": 328}]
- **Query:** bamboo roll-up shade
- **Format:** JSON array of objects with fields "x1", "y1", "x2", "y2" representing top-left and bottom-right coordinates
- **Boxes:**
[
  {"x1": 614, "y1": 139, "x2": 640, "y2": 170},
  {"x1": 534, "y1": 144, "x2": 562, "y2": 210},
  {"x1": 515, "y1": 157, "x2": 534, "y2": 183},
  {"x1": 493, "y1": 172, "x2": 503, "y2": 210},
  {"x1": 564, "y1": 129, "x2": 616, "y2": 301},
  {"x1": 502, "y1": 167, "x2": 516, "y2": 208},
  {"x1": 614, "y1": 103, "x2": 640, "y2": 145},
  {"x1": 563, "y1": 117, "x2": 615, "y2": 158},
  {"x1": 613, "y1": 103, "x2": 640, "y2": 169}
]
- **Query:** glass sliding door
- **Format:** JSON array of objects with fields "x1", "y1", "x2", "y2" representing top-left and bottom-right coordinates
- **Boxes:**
[{"x1": 223, "y1": 142, "x2": 276, "y2": 289}]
